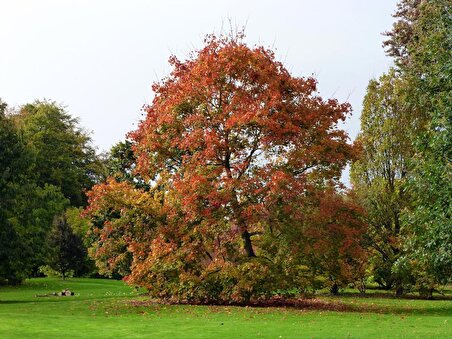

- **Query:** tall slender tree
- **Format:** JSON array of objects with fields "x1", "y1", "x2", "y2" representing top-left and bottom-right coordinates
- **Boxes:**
[
  {"x1": 351, "y1": 69, "x2": 413, "y2": 292},
  {"x1": 353, "y1": 0, "x2": 451, "y2": 294},
  {"x1": 385, "y1": 0, "x2": 451, "y2": 291}
]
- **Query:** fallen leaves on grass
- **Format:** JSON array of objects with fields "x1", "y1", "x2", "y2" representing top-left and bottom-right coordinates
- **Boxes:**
[{"x1": 128, "y1": 296, "x2": 354, "y2": 312}]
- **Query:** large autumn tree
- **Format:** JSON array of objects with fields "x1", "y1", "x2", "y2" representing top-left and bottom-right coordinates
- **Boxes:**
[
  {"x1": 131, "y1": 33, "x2": 353, "y2": 256},
  {"x1": 85, "y1": 33, "x2": 363, "y2": 302}
]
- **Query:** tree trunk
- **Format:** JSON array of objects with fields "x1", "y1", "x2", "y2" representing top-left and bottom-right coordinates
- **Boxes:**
[
  {"x1": 356, "y1": 280, "x2": 366, "y2": 294},
  {"x1": 419, "y1": 287, "x2": 434, "y2": 299},
  {"x1": 330, "y1": 283, "x2": 339, "y2": 295},
  {"x1": 241, "y1": 230, "x2": 256, "y2": 257},
  {"x1": 395, "y1": 284, "x2": 404, "y2": 296}
]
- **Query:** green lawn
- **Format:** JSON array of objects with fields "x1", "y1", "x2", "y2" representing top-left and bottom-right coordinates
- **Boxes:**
[{"x1": 0, "y1": 278, "x2": 450, "y2": 338}]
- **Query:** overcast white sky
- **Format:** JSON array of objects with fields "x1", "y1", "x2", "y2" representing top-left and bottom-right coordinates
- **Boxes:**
[{"x1": 1, "y1": 0, "x2": 396, "y2": 154}]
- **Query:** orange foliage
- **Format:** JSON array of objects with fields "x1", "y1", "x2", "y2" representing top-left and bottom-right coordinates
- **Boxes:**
[
  {"x1": 130, "y1": 33, "x2": 354, "y2": 258},
  {"x1": 301, "y1": 189, "x2": 368, "y2": 290},
  {"x1": 84, "y1": 33, "x2": 363, "y2": 302}
]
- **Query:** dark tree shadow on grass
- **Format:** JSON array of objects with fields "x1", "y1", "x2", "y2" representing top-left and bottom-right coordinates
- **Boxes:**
[{"x1": 128, "y1": 295, "x2": 452, "y2": 317}]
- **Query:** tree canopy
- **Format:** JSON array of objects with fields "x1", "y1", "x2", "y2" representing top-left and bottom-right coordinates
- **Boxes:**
[
  {"x1": 351, "y1": 69, "x2": 413, "y2": 291},
  {"x1": 14, "y1": 100, "x2": 103, "y2": 207},
  {"x1": 389, "y1": 0, "x2": 451, "y2": 289},
  {"x1": 84, "y1": 33, "x2": 366, "y2": 303}
]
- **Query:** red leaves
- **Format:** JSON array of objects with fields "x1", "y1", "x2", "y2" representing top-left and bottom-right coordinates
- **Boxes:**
[
  {"x1": 301, "y1": 189, "x2": 368, "y2": 284},
  {"x1": 128, "y1": 30, "x2": 356, "y2": 280},
  {"x1": 84, "y1": 32, "x2": 363, "y2": 302}
]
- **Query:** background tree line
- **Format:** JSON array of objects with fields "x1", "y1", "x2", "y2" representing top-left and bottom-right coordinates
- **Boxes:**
[{"x1": 0, "y1": 100, "x2": 105, "y2": 283}]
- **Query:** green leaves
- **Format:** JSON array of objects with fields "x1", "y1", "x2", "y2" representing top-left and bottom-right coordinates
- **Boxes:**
[
  {"x1": 45, "y1": 213, "x2": 88, "y2": 279},
  {"x1": 18, "y1": 100, "x2": 104, "y2": 207},
  {"x1": 351, "y1": 69, "x2": 413, "y2": 289},
  {"x1": 393, "y1": 0, "x2": 452, "y2": 287},
  {"x1": 354, "y1": 0, "x2": 452, "y2": 291},
  {"x1": 0, "y1": 99, "x2": 102, "y2": 284}
]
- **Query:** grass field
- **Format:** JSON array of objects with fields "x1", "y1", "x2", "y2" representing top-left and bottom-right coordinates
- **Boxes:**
[{"x1": 0, "y1": 278, "x2": 451, "y2": 338}]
